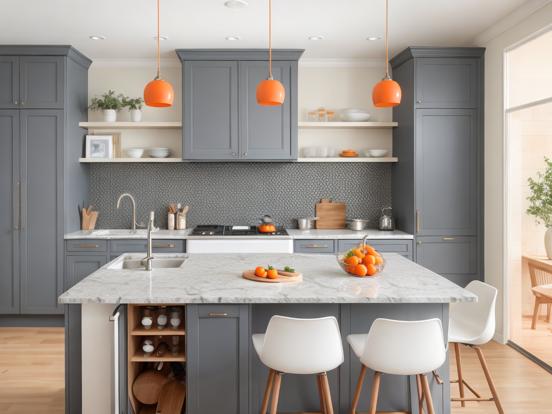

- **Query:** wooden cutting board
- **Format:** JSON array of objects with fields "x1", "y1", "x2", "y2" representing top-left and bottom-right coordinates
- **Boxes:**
[
  {"x1": 315, "y1": 199, "x2": 346, "y2": 229},
  {"x1": 132, "y1": 370, "x2": 170, "y2": 405},
  {"x1": 242, "y1": 269, "x2": 303, "y2": 283},
  {"x1": 156, "y1": 380, "x2": 186, "y2": 414}
]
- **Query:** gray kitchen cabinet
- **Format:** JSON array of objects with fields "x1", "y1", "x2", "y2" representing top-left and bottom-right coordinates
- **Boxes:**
[
  {"x1": 0, "y1": 110, "x2": 19, "y2": 314},
  {"x1": 110, "y1": 239, "x2": 185, "y2": 254},
  {"x1": 65, "y1": 255, "x2": 107, "y2": 289},
  {"x1": 415, "y1": 109, "x2": 478, "y2": 236},
  {"x1": 337, "y1": 239, "x2": 413, "y2": 260},
  {"x1": 294, "y1": 239, "x2": 336, "y2": 254},
  {"x1": 186, "y1": 304, "x2": 250, "y2": 414},
  {"x1": 177, "y1": 49, "x2": 303, "y2": 161},
  {"x1": 0, "y1": 57, "x2": 19, "y2": 108},
  {"x1": 65, "y1": 239, "x2": 108, "y2": 253},
  {"x1": 391, "y1": 47, "x2": 484, "y2": 285},
  {"x1": 19, "y1": 56, "x2": 64, "y2": 108}
]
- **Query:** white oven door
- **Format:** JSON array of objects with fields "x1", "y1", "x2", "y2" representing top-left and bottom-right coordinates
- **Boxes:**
[{"x1": 187, "y1": 239, "x2": 293, "y2": 253}]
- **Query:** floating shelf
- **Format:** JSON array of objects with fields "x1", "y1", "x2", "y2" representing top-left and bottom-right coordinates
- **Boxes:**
[
  {"x1": 130, "y1": 352, "x2": 186, "y2": 363},
  {"x1": 297, "y1": 157, "x2": 398, "y2": 163},
  {"x1": 79, "y1": 121, "x2": 182, "y2": 129},
  {"x1": 79, "y1": 157, "x2": 182, "y2": 163},
  {"x1": 131, "y1": 327, "x2": 185, "y2": 336},
  {"x1": 298, "y1": 121, "x2": 397, "y2": 129}
]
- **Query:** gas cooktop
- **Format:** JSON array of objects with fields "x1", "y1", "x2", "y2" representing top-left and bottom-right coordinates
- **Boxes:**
[{"x1": 191, "y1": 225, "x2": 288, "y2": 236}]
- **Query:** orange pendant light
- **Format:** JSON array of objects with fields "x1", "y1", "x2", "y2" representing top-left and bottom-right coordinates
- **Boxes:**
[
  {"x1": 144, "y1": 0, "x2": 174, "y2": 107},
  {"x1": 372, "y1": 0, "x2": 401, "y2": 108},
  {"x1": 256, "y1": 0, "x2": 285, "y2": 106}
]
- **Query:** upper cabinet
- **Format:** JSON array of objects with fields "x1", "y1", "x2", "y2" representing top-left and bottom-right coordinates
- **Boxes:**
[
  {"x1": 177, "y1": 49, "x2": 302, "y2": 161},
  {"x1": 0, "y1": 55, "x2": 65, "y2": 109}
]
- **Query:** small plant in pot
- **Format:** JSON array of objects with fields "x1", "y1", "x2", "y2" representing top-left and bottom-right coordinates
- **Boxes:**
[
  {"x1": 527, "y1": 157, "x2": 552, "y2": 259},
  {"x1": 123, "y1": 97, "x2": 144, "y2": 122},
  {"x1": 89, "y1": 90, "x2": 124, "y2": 122}
]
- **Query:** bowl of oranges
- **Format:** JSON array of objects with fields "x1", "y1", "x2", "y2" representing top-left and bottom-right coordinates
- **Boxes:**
[{"x1": 337, "y1": 237, "x2": 385, "y2": 277}]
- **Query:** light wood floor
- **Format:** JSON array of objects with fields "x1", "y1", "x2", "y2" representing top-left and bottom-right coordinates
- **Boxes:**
[
  {"x1": 510, "y1": 315, "x2": 552, "y2": 367},
  {"x1": 1, "y1": 328, "x2": 551, "y2": 414}
]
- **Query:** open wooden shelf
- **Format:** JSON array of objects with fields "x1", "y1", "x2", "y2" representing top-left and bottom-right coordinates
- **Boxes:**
[
  {"x1": 130, "y1": 352, "x2": 186, "y2": 363},
  {"x1": 297, "y1": 157, "x2": 398, "y2": 163},
  {"x1": 79, "y1": 121, "x2": 182, "y2": 129},
  {"x1": 298, "y1": 121, "x2": 397, "y2": 129},
  {"x1": 131, "y1": 327, "x2": 185, "y2": 336},
  {"x1": 79, "y1": 157, "x2": 182, "y2": 163}
]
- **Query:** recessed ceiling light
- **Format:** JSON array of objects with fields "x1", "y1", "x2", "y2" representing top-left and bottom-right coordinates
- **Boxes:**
[
  {"x1": 153, "y1": 35, "x2": 169, "y2": 41},
  {"x1": 89, "y1": 35, "x2": 106, "y2": 41},
  {"x1": 366, "y1": 36, "x2": 382, "y2": 41},
  {"x1": 224, "y1": 0, "x2": 248, "y2": 8},
  {"x1": 308, "y1": 35, "x2": 324, "y2": 41},
  {"x1": 225, "y1": 36, "x2": 241, "y2": 41}
]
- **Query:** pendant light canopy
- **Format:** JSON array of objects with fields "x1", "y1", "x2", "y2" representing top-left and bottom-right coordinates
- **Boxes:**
[
  {"x1": 372, "y1": 0, "x2": 401, "y2": 108},
  {"x1": 144, "y1": 0, "x2": 174, "y2": 107},
  {"x1": 256, "y1": 0, "x2": 285, "y2": 106}
]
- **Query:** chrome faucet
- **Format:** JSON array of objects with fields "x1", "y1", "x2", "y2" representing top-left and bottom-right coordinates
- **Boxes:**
[
  {"x1": 116, "y1": 193, "x2": 143, "y2": 232},
  {"x1": 143, "y1": 211, "x2": 158, "y2": 271}
]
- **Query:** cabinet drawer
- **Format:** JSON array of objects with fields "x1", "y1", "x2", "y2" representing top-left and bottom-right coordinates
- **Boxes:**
[
  {"x1": 66, "y1": 239, "x2": 107, "y2": 253},
  {"x1": 338, "y1": 239, "x2": 413, "y2": 258},
  {"x1": 294, "y1": 239, "x2": 335, "y2": 254},
  {"x1": 109, "y1": 239, "x2": 185, "y2": 254},
  {"x1": 416, "y1": 236, "x2": 477, "y2": 275}
]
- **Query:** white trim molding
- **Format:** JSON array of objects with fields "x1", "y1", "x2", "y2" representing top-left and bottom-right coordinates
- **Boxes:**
[
  {"x1": 299, "y1": 58, "x2": 382, "y2": 68},
  {"x1": 91, "y1": 57, "x2": 181, "y2": 69}
]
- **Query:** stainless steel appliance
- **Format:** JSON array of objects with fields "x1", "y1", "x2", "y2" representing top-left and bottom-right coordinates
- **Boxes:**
[{"x1": 379, "y1": 207, "x2": 395, "y2": 231}]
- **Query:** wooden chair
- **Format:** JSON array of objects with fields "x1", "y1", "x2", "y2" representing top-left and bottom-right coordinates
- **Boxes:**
[{"x1": 527, "y1": 258, "x2": 552, "y2": 329}]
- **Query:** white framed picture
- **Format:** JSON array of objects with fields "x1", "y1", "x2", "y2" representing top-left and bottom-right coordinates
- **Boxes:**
[{"x1": 86, "y1": 135, "x2": 113, "y2": 159}]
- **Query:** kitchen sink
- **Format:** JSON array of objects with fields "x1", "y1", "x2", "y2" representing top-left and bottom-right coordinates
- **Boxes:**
[{"x1": 108, "y1": 254, "x2": 187, "y2": 270}]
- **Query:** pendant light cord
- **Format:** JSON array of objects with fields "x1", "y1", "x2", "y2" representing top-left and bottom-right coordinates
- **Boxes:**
[
  {"x1": 156, "y1": 0, "x2": 161, "y2": 79},
  {"x1": 268, "y1": 0, "x2": 273, "y2": 79},
  {"x1": 384, "y1": 0, "x2": 389, "y2": 78}
]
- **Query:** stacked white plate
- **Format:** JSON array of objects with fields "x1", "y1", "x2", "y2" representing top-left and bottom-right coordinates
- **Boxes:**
[
  {"x1": 149, "y1": 147, "x2": 171, "y2": 158},
  {"x1": 340, "y1": 108, "x2": 371, "y2": 122}
]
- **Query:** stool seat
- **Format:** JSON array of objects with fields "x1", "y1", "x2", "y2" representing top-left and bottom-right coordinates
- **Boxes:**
[
  {"x1": 347, "y1": 333, "x2": 367, "y2": 359},
  {"x1": 448, "y1": 318, "x2": 484, "y2": 345}
]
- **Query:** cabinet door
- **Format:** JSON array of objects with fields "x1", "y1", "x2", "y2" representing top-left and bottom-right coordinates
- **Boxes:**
[
  {"x1": 415, "y1": 109, "x2": 478, "y2": 236},
  {"x1": 186, "y1": 305, "x2": 249, "y2": 414},
  {"x1": 0, "y1": 110, "x2": 20, "y2": 313},
  {"x1": 337, "y1": 239, "x2": 413, "y2": 260},
  {"x1": 238, "y1": 61, "x2": 295, "y2": 160},
  {"x1": 416, "y1": 236, "x2": 478, "y2": 285},
  {"x1": 20, "y1": 110, "x2": 64, "y2": 314},
  {"x1": 183, "y1": 61, "x2": 239, "y2": 160},
  {"x1": 65, "y1": 255, "x2": 107, "y2": 289},
  {"x1": 415, "y1": 58, "x2": 479, "y2": 108},
  {"x1": 0, "y1": 57, "x2": 19, "y2": 108},
  {"x1": 19, "y1": 56, "x2": 64, "y2": 109}
]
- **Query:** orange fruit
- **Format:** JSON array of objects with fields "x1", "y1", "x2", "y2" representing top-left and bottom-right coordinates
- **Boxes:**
[
  {"x1": 345, "y1": 256, "x2": 361, "y2": 266},
  {"x1": 375, "y1": 255, "x2": 384, "y2": 265},
  {"x1": 267, "y1": 267, "x2": 278, "y2": 279},
  {"x1": 255, "y1": 266, "x2": 267, "y2": 278},
  {"x1": 352, "y1": 248, "x2": 365, "y2": 259},
  {"x1": 366, "y1": 264, "x2": 377, "y2": 276},
  {"x1": 365, "y1": 246, "x2": 377, "y2": 256},
  {"x1": 345, "y1": 265, "x2": 356, "y2": 275},
  {"x1": 354, "y1": 264, "x2": 368, "y2": 277},
  {"x1": 363, "y1": 255, "x2": 376, "y2": 266}
]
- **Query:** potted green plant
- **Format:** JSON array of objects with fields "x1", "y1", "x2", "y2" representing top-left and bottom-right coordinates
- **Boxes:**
[
  {"x1": 527, "y1": 157, "x2": 552, "y2": 258},
  {"x1": 123, "y1": 97, "x2": 144, "y2": 122},
  {"x1": 89, "y1": 90, "x2": 124, "y2": 122}
]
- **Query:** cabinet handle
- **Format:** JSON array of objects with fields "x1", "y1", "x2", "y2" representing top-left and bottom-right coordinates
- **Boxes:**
[
  {"x1": 231, "y1": 152, "x2": 237, "y2": 157},
  {"x1": 14, "y1": 181, "x2": 20, "y2": 230},
  {"x1": 416, "y1": 240, "x2": 422, "y2": 245},
  {"x1": 14, "y1": 100, "x2": 18, "y2": 105},
  {"x1": 208, "y1": 312, "x2": 228, "y2": 317},
  {"x1": 153, "y1": 243, "x2": 176, "y2": 249},
  {"x1": 415, "y1": 209, "x2": 420, "y2": 234},
  {"x1": 78, "y1": 243, "x2": 100, "y2": 249},
  {"x1": 242, "y1": 152, "x2": 248, "y2": 157},
  {"x1": 442, "y1": 237, "x2": 456, "y2": 241},
  {"x1": 20, "y1": 101, "x2": 25, "y2": 106},
  {"x1": 416, "y1": 99, "x2": 422, "y2": 104},
  {"x1": 303, "y1": 244, "x2": 327, "y2": 249}
]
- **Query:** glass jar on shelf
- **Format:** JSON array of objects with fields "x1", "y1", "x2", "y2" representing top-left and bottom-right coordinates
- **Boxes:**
[{"x1": 156, "y1": 306, "x2": 168, "y2": 330}]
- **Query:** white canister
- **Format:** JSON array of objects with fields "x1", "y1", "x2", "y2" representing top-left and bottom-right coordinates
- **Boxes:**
[
  {"x1": 130, "y1": 109, "x2": 142, "y2": 122},
  {"x1": 176, "y1": 213, "x2": 187, "y2": 230},
  {"x1": 167, "y1": 213, "x2": 175, "y2": 230},
  {"x1": 103, "y1": 109, "x2": 117, "y2": 122}
]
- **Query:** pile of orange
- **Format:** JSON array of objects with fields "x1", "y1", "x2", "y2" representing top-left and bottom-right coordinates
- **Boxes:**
[
  {"x1": 340, "y1": 244, "x2": 384, "y2": 277},
  {"x1": 254, "y1": 266, "x2": 279, "y2": 279}
]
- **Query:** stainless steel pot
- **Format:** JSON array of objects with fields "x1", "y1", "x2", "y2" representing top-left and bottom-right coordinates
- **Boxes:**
[
  {"x1": 347, "y1": 219, "x2": 369, "y2": 231},
  {"x1": 297, "y1": 217, "x2": 318, "y2": 230}
]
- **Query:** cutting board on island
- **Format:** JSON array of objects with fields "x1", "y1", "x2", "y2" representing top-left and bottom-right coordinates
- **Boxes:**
[
  {"x1": 242, "y1": 269, "x2": 303, "y2": 283},
  {"x1": 315, "y1": 199, "x2": 346, "y2": 229}
]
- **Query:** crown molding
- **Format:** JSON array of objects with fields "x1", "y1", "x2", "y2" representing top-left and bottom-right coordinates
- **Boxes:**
[
  {"x1": 299, "y1": 58, "x2": 382, "y2": 68},
  {"x1": 473, "y1": 0, "x2": 552, "y2": 45},
  {"x1": 91, "y1": 57, "x2": 181, "y2": 68}
]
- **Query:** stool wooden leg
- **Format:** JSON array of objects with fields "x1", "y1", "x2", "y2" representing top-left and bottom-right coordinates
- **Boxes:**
[
  {"x1": 350, "y1": 365, "x2": 367, "y2": 414},
  {"x1": 416, "y1": 374, "x2": 424, "y2": 414},
  {"x1": 317, "y1": 374, "x2": 327, "y2": 414},
  {"x1": 453, "y1": 342, "x2": 466, "y2": 407},
  {"x1": 420, "y1": 374, "x2": 435, "y2": 414},
  {"x1": 473, "y1": 346, "x2": 505, "y2": 414},
  {"x1": 320, "y1": 372, "x2": 334, "y2": 414},
  {"x1": 532, "y1": 299, "x2": 540, "y2": 329},
  {"x1": 270, "y1": 372, "x2": 282, "y2": 414},
  {"x1": 368, "y1": 371, "x2": 381, "y2": 414},
  {"x1": 261, "y1": 369, "x2": 275, "y2": 414}
]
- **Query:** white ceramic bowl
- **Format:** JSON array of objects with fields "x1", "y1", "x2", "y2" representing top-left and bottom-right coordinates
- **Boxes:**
[
  {"x1": 126, "y1": 148, "x2": 144, "y2": 158},
  {"x1": 149, "y1": 147, "x2": 171, "y2": 158},
  {"x1": 366, "y1": 149, "x2": 389, "y2": 158},
  {"x1": 340, "y1": 108, "x2": 371, "y2": 122}
]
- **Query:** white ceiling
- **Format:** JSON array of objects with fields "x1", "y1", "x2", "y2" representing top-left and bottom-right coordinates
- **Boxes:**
[{"x1": 0, "y1": 0, "x2": 531, "y2": 60}]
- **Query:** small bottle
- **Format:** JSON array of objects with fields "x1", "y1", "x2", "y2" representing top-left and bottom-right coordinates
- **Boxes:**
[
  {"x1": 156, "y1": 307, "x2": 168, "y2": 330},
  {"x1": 171, "y1": 336, "x2": 180, "y2": 356},
  {"x1": 169, "y1": 307, "x2": 182, "y2": 329},
  {"x1": 176, "y1": 212, "x2": 187, "y2": 230},
  {"x1": 167, "y1": 213, "x2": 175, "y2": 230},
  {"x1": 141, "y1": 307, "x2": 154, "y2": 330},
  {"x1": 142, "y1": 339, "x2": 154, "y2": 356}
]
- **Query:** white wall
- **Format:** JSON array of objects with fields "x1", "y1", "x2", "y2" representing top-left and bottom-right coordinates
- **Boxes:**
[{"x1": 478, "y1": 2, "x2": 552, "y2": 342}]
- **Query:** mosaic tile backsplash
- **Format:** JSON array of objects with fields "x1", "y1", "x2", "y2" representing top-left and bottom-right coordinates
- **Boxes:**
[{"x1": 89, "y1": 163, "x2": 391, "y2": 229}]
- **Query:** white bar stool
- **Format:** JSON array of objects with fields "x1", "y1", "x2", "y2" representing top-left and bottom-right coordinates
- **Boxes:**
[
  {"x1": 449, "y1": 280, "x2": 504, "y2": 413},
  {"x1": 252, "y1": 315, "x2": 344, "y2": 414},
  {"x1": 348, "y1": 318, "x2": 446, "y2": 414}
]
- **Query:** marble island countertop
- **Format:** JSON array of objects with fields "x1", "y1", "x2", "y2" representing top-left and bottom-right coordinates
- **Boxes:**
[
  {"x1": 58, "y1": 253, "x2": 476, "y2": 305},
  {"x1": 64, "y1": 228, "x2": 413, "y2": 240}
]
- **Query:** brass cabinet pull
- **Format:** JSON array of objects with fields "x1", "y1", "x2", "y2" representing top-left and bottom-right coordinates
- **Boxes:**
[
  {"x1": 304, "y1": 244, "x2": 328, "y2": 249},
  {"x1": 208, "y1": 312, "x2": 228, "y2": 317},
  {"x1": 14, "y1": 181, "x2": 20, "y2": 230},
  {"x1": 153, "y1": 243, "x2": 176, "y2": 249},
  {"x1": 79, "y1": 243, "x2": 100, "y2": 249},
  {"x1": 442, "y1": 237, "x2": 456, "y2": 241},
  {"x1": 415, "y1": 209, "x2": 421, "y2": 234}
]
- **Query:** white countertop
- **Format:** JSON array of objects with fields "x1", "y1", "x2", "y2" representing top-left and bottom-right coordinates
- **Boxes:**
[
  {"x1": 58, "y1": 253, "x2": 475, "y2": 305},
  {"x1": 64, "y1": 228, "x2": 413, "y2": 240}
]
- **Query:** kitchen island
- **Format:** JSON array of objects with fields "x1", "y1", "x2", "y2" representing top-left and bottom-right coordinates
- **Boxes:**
[{"x1": 59, "y1": 253, "x2": 475, "y2": 414}]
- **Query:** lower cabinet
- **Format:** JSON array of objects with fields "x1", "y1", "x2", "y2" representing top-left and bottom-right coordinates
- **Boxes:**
[
  {"x1": 65, "y1": 255, "x2": 107, "y2": 289},
  {"x1": 295, "y1": 238, "x2": 414, "y2": 260},
  {"x1": 186, "y1": 305, "x2": 250, "y2": 414}
]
